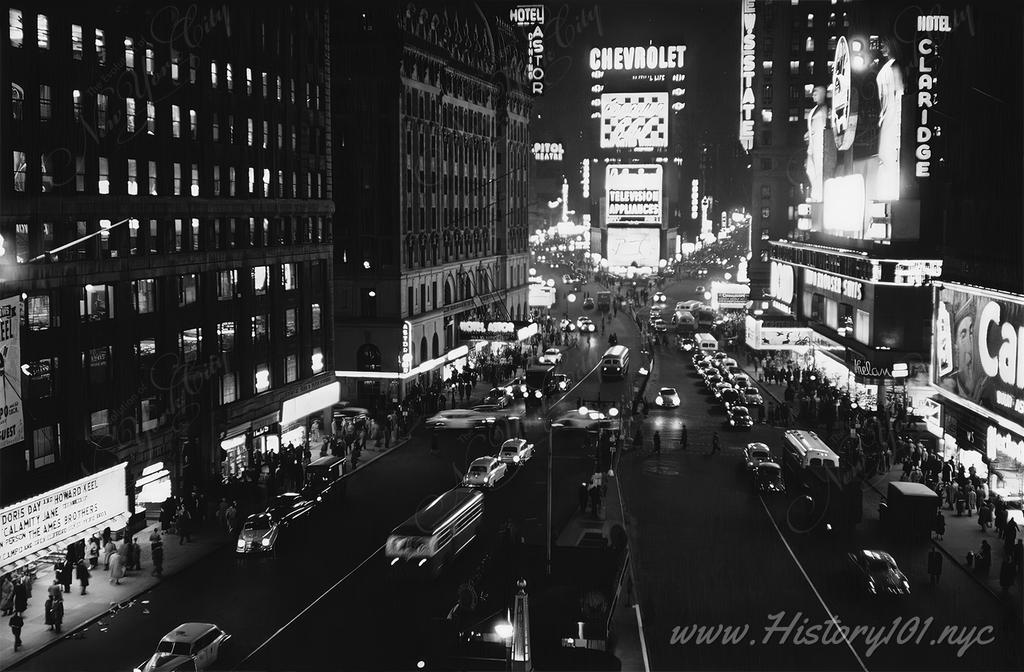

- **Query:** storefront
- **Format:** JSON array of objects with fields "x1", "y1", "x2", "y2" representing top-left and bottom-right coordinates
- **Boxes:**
[
  {"x1": 251, "y1": 413, "x2": 281, "y2": 456},
  {"x1": 134, "y1": 461, "x2": 172, "y2": 516},
  {"x1": 1, "y1": 463, "x2": 130, "y2": 575},
  {"x1": 219, "y1": 423, "x2": 249, "y2": 480},
  {"x1": 279, "y1": 379, "x2": 341, "y2": 454}
]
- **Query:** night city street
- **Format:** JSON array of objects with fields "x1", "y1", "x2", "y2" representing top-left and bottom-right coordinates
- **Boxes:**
[{"x1": 2, "y1": 1, "x2": 1024, "y2": 671}]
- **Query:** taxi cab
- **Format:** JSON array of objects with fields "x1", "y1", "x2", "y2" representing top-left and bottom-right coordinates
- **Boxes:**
[{"x1": 135, "y1": 622, "x2": 231, "y2": 672}]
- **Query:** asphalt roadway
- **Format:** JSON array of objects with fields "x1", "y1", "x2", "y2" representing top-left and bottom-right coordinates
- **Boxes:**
[
  {"x1": 13, "y1": 273, "x2": 635, "y2": 672},
  {"x1": 618, "y1": 271, "x2": 1021, "y2": 671}
]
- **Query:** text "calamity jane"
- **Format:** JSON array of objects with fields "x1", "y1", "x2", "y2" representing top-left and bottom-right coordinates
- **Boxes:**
[{"x1": 669, "y1": 611, "x2": 995, "y2": 658}]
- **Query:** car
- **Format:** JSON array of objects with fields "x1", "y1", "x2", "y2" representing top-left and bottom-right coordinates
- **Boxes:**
[
  {"x1": 136, "y1": 622, "x2": 231, "y2": 672},
  {"x1": 505, "y1": 377, "x2": 530, "y2": 398},
  {"x1": 712, "y1": 382, "x2": 733, "y2": 399},
  {"x1": 582, "y1": 297, "x2": 595, "y2": 310},
  {"x1": 679, "y1": 337, "x2": 697, "y2": 352},
  {"x1": 648, "y1": 311, "x2": 662, "y2": 325},
  {"x1": 755, "y1": 462, "x2": 786, "y2": 494},
  {"x1": 726, "y1": 405, "x2": 754, "y2": 429},
  {"x1": 264, "y1": 492, "x2": 315, "y2": 522},
  {"x1": 549, "y1": 373, "x2": 572, "y2": 392},
  {"x1": 553, "y1": 414, "x2": 614, "y2": 430},
  {"x1": 426, "y1": 409, "x2": 491, "y2": 429},
  {"x1": 538, "y1": 347, "x2": 563, "y2": 365},
  {"x1": 562, "y1": 274, "x2": 572, "y2": 284},
  {"x1": 711, "y1": 351, "x2": 730, "y2": 363},
  {"x1": 558, "y1": 318, "x2": 576, "y2": 332},
  {"x1": 732, "y1": 374, "x2": 752, "y2": 390},
  {"x1": 236, "y1": 513, "x2": 284, "y2": 554},
  {"x1": 472, "y1": 404, "x2": 509, "y2": 416},
  {"x1": 847, "y1": 550, "x2": 911, "y2": 595},
  {"x1": 652, "y1": 318, "x2": 668, "y2": 333},
  {"x1": 720, "y1": 388, "x2": 741, "y2": 410},
  {"x1": 696, "y1": 360, "x2": 715, "y2": 376},
  {"x1": 481, "y1": 389, "x2": 514, "y2": 408},
  {"x1": 743, "y1": 442, "x2": 773, "y2": 470},
  {"x1": 695, "y1": 285, "x2": 707, "y2": 295},
  {"x1": 498, "y1": 438, "x2": 535, "y2": 465},
  {"x1": 652, "y1": 291, "x2": 667, "y2": 306},
  {"x1": 742, "y1": 390, "x2": 765, "y2": 408},
  {"x1": 692, "y1": 352, "x2": 711, "y2": 366},
  {"x1": 704, "y1": 374, "x2": 724, "y2": 390},
  {"x1": 576, "y1": 316, "x2": 596, "y2": 332},
  {"x1": 463, "y1": 456, "x2": 508, "y2": 488},
  {"x1": 655, "y1": 387, "x2": 680, "y2": 408}
]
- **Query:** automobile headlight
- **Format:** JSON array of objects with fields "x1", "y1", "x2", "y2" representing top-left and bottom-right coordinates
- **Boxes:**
[
  {"x1": 520, "y1": 385, "x2": 527, "y2": 393},
  {"x1": 513, "y1": 455, "x2": 520, "y2": 463},
  {"x1": 236, "y1": 539, "x2": 245, "y2": 549},
  {"x1": 730, "y1": 420, "x2": 735, "y2": 425},
  {"x1": 655, "y1": 397, "x2": 664, "y2": 405},
  {"x1": 261, "y1": 537, "x2": 271, "y2": 547},
  {"x1": 559, "y1": 382, "x2": 567, "y2": 390}
]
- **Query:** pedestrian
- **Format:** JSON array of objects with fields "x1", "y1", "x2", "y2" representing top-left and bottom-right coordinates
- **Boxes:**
[
  {"x1": 652, "y1": 431, "x2": 661, "y2": 456},
  {"x1": 46, "y1": 579, "x2": 62, "y2": 603},
  {"x1": 933, "y1": 510, "x2": 946, "y2": 540},
  {"x1": 9, "y1": 612, "x2": 24, "y2": 651},
  {"x1": 978, "y1": 502, "x2": 992, "y2": 532},
  {"x1": 927, "y1": 547, "x2": 943, "y2": 585},
  {"x1": 679, "y1": 424, "x2": 688, "y2": 451},
  {"x1": 1005, "y1": 519, "x2": 1019, "y2": 554},
  {"x1": 45, "y1": 596, "x2": 54, "y2": 630},
  {"x1": 178, "y1": 507, "x2": 193, "y2": 545},
  {"x1": 108, "y1": 546, "x2": 124, "y2": 585},
  {"x1": 0, "y1": 575, "x2": 12, "y2": 616},
  {"x1": 59, "y1": 558, "x2": 73, "y2": 593},
  {"x1": 102, "y1": 539, "x2": 116, "y2": 570},
  {"x1": 75, "y1": 559, "x2": 90, "y2": 595},
  {"x1": 216, "y1": 498, "x2": 229, "y2": 532},
  {"x1": 710, "y1": 432, "x2": 721, "y2": 455},
  {"x1": 130, "y1": 537, "x2": 142, "y2": 571},
  {"x1": 999, "y1": 557, "x2": 1016, "y2": 591},
  {"x1": 150, "y1": 530, "x2": 164, "y2": 578},
  {"x1": 225, "y1": 501, "x2": 239, "y2": 537},
  {"x1": 51, "y1": 598, "x2": 63, "y2": 634},
  {"x1": 12, "y1": 577, "x2": 27, "y2": 614}
]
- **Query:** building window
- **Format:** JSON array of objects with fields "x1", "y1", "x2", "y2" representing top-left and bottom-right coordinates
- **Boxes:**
[
  {"x1": 254, "y1": 363, "x2": 271, "y2": 393},
  {"x1": 140, "y1": 396, "x2": 161, "y2": 432},
  {"x1": 281, "y1": 263, "x2": 297, "y2": 291},
  {"x1": 761, "y1": 206, "x2": 771, "y2": 219},
  {"x1": 125, "y1": 98, "x2": 135, "y2": 132},
  {"x1": 171, "y1": 105, "x2": 180, "y2": 137},
  {"x1": 24, "y1": 357, "x2": 56, "y2": 401},
  {"x1": 133, "y1": 278, "x2": 157, "y2": 313},
  {"x1": 284, "y1": 354, "x2": 298, "y2": 383},
  {"x1": 191, "y1": 165, "x2": 199, "y2": 197},
  {"x1": 217, "y1": 321, "x2": 235, "y2": 352},
  {"x1": 245, "y1": 67, "x2": 253, "y2": 94},
  {"x1": 179, "y1": 327, "x2": 201, "y2": 362},
  {"x1": 95, "y1": 29, "x2": 105, "y2": 63},
  {"x1": 760, "y1": 158, "x2": 772, "y2": 170},
  {"x1": 85, "y1": 346, "x2": 110, "y2": 386},
  {"x1": 311, "y1": 347, "x2": 324, "y2": 374},
  {"x1": 805, "y1": 37, "x2": 815, "y2": 52},
  {"x1": 89, "y1": 410, "x2": 109, "y2": 438},
  {"x1": 210, "y1": 61, "x2": 218, "y2": 87},
  {"x1": 225, "y1": 62, "x2": 233, "y2": 90},
  {"x1": 220, "y1": 372, "x2": 238, "y2": 404},
  {"x1": 30, "y1": 426, "x2": 59, "y2": 469},
  {"x1": 10, "y1": 83, "x2": 24, "y2": 121},
  {"x1": 179, "y1": 273, "x2": 198, "y2": 306},
  {"x1": 145, "y1": 47, "x2": 154, "y2": 74},
  {"x1": 760, "y1": 131, "x2": 772, "y2": 147},
  {"x1": 71, "y1": 24, "x2": 82, "y2": 59},
  {"x1": 124, "y1": 37, "x2": 134, "y2": 68},
  {"x1": 173, "y1": 163, "x2": 182, "y2": 195},
  {"x1": 284, "y1": 308, "x2": 296, "y2": 338},
  {"x1": 251, "y1": 314, "x2": 269, "y2": 344},
  {"x1": 36, "y1": 83, "x2": 51, "y2": 120},
  {"x1": 253, "y1": 266, "x2": 269, "y2": 295},
  {"x1": 148, "y1": 160, "x2": 157, "y2": 195},
  {"x1": 789, "y1": 60, "x2": 800, "y2": 75},
  {"x1": 146, "y1": 101, "x2": 155, "y2": 134},
  {"x1": 8, "y1": 9, "x2": 22, "y2": 47},
  {"x1": 855, "y1": 308, "x2": 871, "y2": 343},
  {"x1": 761, "y1": 185, "x2": 772, "y2": 199},
  {"x1": 36, "y1": 14, "x2": 47, "y2": 49},
  {"x1": 311, "y1": 303, "x2": 321, "y2": 331},
  {"x1": 81, "y1": 284, "x2": 113, "y2": 321},
  {"x1": 127, "y1": 158, "x2": 138, "y2": 195},
  {"x1": 761, "y1": 109, "x2": 773, "y2": 123},
  {"x1": 217, "y1": 270, "x2": 237, "y2": 300},
  {"x1": 26, "y1": 294, "x2": 57, "y2": 330}
]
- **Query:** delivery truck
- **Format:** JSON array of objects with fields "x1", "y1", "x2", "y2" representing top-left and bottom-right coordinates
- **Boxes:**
[{"x1": 880, "y1": 481, "x2": 941, "y2": 541}]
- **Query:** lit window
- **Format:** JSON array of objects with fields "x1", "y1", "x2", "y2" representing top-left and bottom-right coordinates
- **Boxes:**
[
  {"x1": 146, "y1": 101, "x2": 155, "y2": 135},
  {"x1": 30, "y1": 426, "x2": 60, "y2": 469},
  {"x1": 178, "y1": 327, "x2": 201, "y2": 362},
  {"x1": 284, "y1": 308, "x2": 296, "y2": 338},
  {"x1": 210, "y1": 60, "x2": 218, "y2": 87},
  {"x1": 247, "y1": 118, "x2": 253, "y2": 145},
  {"x1": 761, "y1": 60, "x2": 773, "y2": 74},
  {"x1": 146, "y1": 47, "x2": 154, "y2": 74},
  {"x1": 311, "y1": 348, "x2": 324, "y2": 374},
  {"x1": 26, "y1": 294, "x2": 57, "y2": 330},
  {"x1": 178, "y1": 273, "x2": 198, "y2": 306},
  {"x1": 276, "y1": 76, "x2": 282, "y2": 100},
  {"x1": 805, "y1": 37, "x2": 815, "y2": 52},
  {"x1": 171, "y1": 104, "x2": 180, "y2": 137},
  {"x1": 789, "y1": 60, "x2": 799, "y2": 74},
  {"x1": 173, "y1": 163, "x2": 182, "y2": 195},
  {"x1": 804, "y1": 84, "x2": 814, "y2": 97},
  {"x1": 126, "y1": 98, "x2": 135, "y2": 132},
  {"x1": 173, "y1": 219, "x2": 183, "y2": 251},
  {"x1": 189, "y1": 54, "x2": 198, "y2": 83},
  {"x1": 9, "y1": 9, "x2": 23, "y2": 47},
  {"x1": 261, "y1": 71, "x2": 268, "y2": 97},
  {"x1": 170, "y1": 48, "x2": 179, "y2": 80},
  {"x1": 217, "y1": 270, "x2": 237, "y2": 300},
  {"x1": 72, "y1": 24, "x2": 83, "y2": 59},
  {"x1": 807, "y1": 13, "x2": 814, "y2": 28},
  {"x1": 213, "y1": 166, "x2": 221, "y2": 195},
  {"x1": 148, "y1": 160, "x2": 157, "y2": 195},
  {"x1": 133, "y1": 278, "x2": 157, "y2": 313},
  {"x1": 124, "y1": 37, "x2": 134, "y2": 68},
  {"x1": 225, "y1": 62, "x2": 233, "y2": 89},
  {"x1": 218, "y1": 321, "x2": 235, "y2": 351},
  {"x1": 282, "y1": 263, "x2": 297, "y2": 290},
  {"x1": 246, "y1": 67, "x2": 252, "y2": 94},
  {"x1": 24, "y1": 357, "x2": 56, "y2": 400},
  {"x1": 96, "y1": 94, "x2": 109, "y2": 134},
  {"x1": 191, "y1": 165, "x2": 199, "y2": 197},
  {"x1": 311, "y1": 303, "x2": 321, "y2": 331},
  {"x1": 95, "y1": 29, "x2": 105, "y2": 63},
  {"x1": 98, "y1": 157, "x2": 109, "y2": 194},
  {"x1": 189, "y1": 109, "x2": 196, "y2": 139},
  {"x1": 252, "y1": 266, "x2": 269, "y2": 294},
  {"x1": 254, "y1": 363, "x2": 271, "y2": 393},
  {"x1": 39, "y1": 84, "x2": 51, "y2": 119},
  {"x1": 127, "y1": 158, "x2": 138, "y2": 195},
  {"x1": 11, "y1": 83, "x2": 24, "y2": 121},
  {"x1": 221, "y1": 372, "x2": 237, "y2": 404},
  {"x1": 140, "y1": 397, "x2": 161, "y2": 432},
  {"x1": 761, "y1": 109, "x2": 773, "y2": 123},
  {"x1": 81, "y1": 284, "x2": 114, "y2": 321},
  {"x1": 73, "y1": 89, "x2": 81, "y2": 120},
  {"x1": 36, "y1": 14, "x2": 47, "y2": 49},
  {"x1": 285, "y1": 354, "x2": 298, "y2": 383}
]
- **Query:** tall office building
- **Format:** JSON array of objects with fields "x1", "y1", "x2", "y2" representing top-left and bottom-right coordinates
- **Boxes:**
[
  {"x1": 0, "y1": 3, "x2": 335, "y2": 517},
  {"x1": 331, "y1": 3, "x2": 531, "y2": 406}
]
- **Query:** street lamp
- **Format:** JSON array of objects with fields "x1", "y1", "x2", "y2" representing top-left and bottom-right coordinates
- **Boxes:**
[
  {"x1": 495, "y1": 618, "x2": 514, "y2": 670},
  {"x1": 547, "y1": 422, "x2": 564, "y2": 575}
]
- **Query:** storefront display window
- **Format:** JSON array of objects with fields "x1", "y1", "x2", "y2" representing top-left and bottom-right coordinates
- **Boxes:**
[{"x1": 220, "y1": 433, "x2": 247, "y2": 479}]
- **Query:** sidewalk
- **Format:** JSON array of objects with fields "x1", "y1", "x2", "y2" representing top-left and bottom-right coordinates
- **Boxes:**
[
  {"x1": 736, "y1": 357, "x2": 1022, "y2": 614},
  {"x1": 1, "y1": 423, "x2": 426, "y2": 671}
]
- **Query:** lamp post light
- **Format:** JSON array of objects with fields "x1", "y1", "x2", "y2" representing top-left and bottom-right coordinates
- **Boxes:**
[{"x1": 495, "y1": 618, "x2": 514, "y2": 671}]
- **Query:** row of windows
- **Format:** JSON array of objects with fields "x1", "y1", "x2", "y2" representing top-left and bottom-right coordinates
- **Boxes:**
[
  {"x1": 11, "y1": 149, "x2": 325, "y2": 200},
  {"x1": 8, "y1": 11, "x2": 322, "y2": 108},
  {"x1": 1, "y1": 217, "x2": 328, "y2": 264}
]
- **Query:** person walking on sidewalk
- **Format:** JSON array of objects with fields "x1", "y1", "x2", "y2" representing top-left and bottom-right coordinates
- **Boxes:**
[
  {"x1": 177, "y1": 506, "x2": 193, "y2": 545},
  {"x1": 108, "y1": 545, "x2": 124, "y2": 585},
  {"x1": 225, "y1": 502, "x2": 239, "y2": 537},
  {"x1": 0, "y1": 576, "x2": 12, "y2": 616},
  {"x1": 652, "y1": 431, "x2": 661, "y2": 457},
  {"x1": 150, "y1": 530, "x2": 165, "y2": 578},
  {"x1": 679, "y1": 424, "x2": 688, "y2": 451},
  {"x1": 1005, "y1": 519, "x2": 1019, "y2": 555},
  {"x1": 999, "y1": 556, "x2": 1016, "y2": 592},
  {"x1": 709, "y1": 432, "x2": 721, "y2": 455},
  {"x1": 9, "y1": 612, "x2": 24, "y2": 651},
  {"x1": 978, "y1": 501, "x2": 993, "y2": 532},
  {"x1": 59, "y1": 558, "x2": 73, "y2": 593},
  {"x1": 933, "y1": 510, "x2": 946, "y2": 540},
  {"x1": 75, "y1": 560, "x2": 90, "y2": 595},
  {"x1": 51, "y1": 598, "x2": 63, "y2": 634},
  {"x1": 927, "y1": 546, "x2": 943, "y2": 585}
]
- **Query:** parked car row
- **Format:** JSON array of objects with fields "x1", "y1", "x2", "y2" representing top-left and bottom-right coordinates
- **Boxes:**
[{"x1": 691, "y1": 349, "x2": 759, "y2": 431}]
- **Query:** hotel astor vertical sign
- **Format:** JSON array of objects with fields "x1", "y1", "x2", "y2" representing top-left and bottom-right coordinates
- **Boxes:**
[{"x1": 510, "y1": 5, "x2": 545, "y2": 95}]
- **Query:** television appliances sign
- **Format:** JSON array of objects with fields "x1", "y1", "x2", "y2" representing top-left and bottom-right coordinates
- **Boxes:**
[
  {"x1": 600, "y1": 93, "x2": 668, "y2": 150},
  {"x1": 933, "y1": 285, "x2": 1024, "y2": 428},
  {"x1": 605, "y1": 165, "x2": 662, "y2": 225}
]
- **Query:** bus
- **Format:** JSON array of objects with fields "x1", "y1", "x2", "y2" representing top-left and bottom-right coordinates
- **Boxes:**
[
  {"x1": 596, "y1": 291, "x2": 612, "y2": 311},
  {"x1": 386, "y1": 487, "x2": 485, "y2": 577},
  {"x1": 781, "y1": 430, "x2": 841, "y2": 475},
  {"x1": 600, "y1": 345, "x2": 630, "y2": 380}
]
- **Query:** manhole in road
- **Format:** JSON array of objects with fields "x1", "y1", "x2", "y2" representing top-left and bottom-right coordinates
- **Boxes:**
[{"x1": 643, "y1": 462, "x2": 680, "y2": 476}]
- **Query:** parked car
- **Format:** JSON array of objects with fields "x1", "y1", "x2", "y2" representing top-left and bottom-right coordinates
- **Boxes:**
[
  {"x1": 743, "y1": 442, "x2": 773, "y2": 470},
  {"x1": 651, "y1": 318, "x2": 668, "y2": 333},
  {"x1": 549, "y1": 373, "x2": 572, "y2": 392},
  {"x1": 498, "y1": 438, "x2": 535, "y2": 465},
  {"x1": 426, "y1": 409, "x2": 491, "y2": 430},
  {"x1": 704, "y1": 374, "x2": 724, "y2": 390},
  {"x1": 136, "y1": 623, "x2": 231, "y2": 672},
  {"x1": 847, "y1": 550, "x2": 911, "y2": 596},
  {"x1": 742, "y1": 391, "x2": 765, "y2": 409},
  {"x1": 712, "y1": 382, "x2": 734, "y2": 400},
  {"x1": 652, "y1": 291, "x2": 667, "y2": 306},
  {"x1": 720, "y1": 388, "x2": 741, "y2": 410},
  {"x1": 582, "y1": 297, "x2": 595, "y2": 310},
  {"x1": 538, "y1": 348, "x2": 563, "y2": 365},
  {"x1": 695, "y1": 285, "x2": 707, "y2": 295},
  {"x1": 655, "y1": 387, "x2": 680, "y2": 408},
  {"x1": 726, "y1": 405, "x2": 754, "y2": 429},
  {"x1": 463, "y1": 456, "x2": 508, "y2": 488},
  {"x1": 732, "y1": 374, "x2": 752, "y2": 390},
  {"x1": 755, "y1": 462, "x2": 786, "y2": 494}
]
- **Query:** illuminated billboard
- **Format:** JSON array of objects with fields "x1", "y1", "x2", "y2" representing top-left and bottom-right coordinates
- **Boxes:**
[
  {"x1": 532, "y1": 142, "x2": 564, "y2": 161},
  {"x1": 770, "y1": 262, "x2": 795, "y2": 315},
  {"x1": 607, "y1": 227, "x2": 660, "y2": 268},
  {"x1": 933, "y1": 284, "x2": 1024, "y2": 428},
  {"x1": 605, "y1": 164, "x2": 662, "y2": 225},
  {"x1": 589, "y1": 45, "x2": 686, "y2": 72},
  {"x1": 600, "y1": 93, "x2": 668, "y2": 150},
  {"x1": 823, "y1": 174, "x2": 865, "y2": 233},
  {"x1": 738, "y1": 0, "x2": 755, "y2": 151},
  {"x1": 710, "y1": 282, "x2": 750, "y2": 310}
]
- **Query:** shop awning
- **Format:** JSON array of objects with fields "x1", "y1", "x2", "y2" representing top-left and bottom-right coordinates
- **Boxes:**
[{"x1": 0, "y1": 511, "x2": 131, "y2": 576}]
